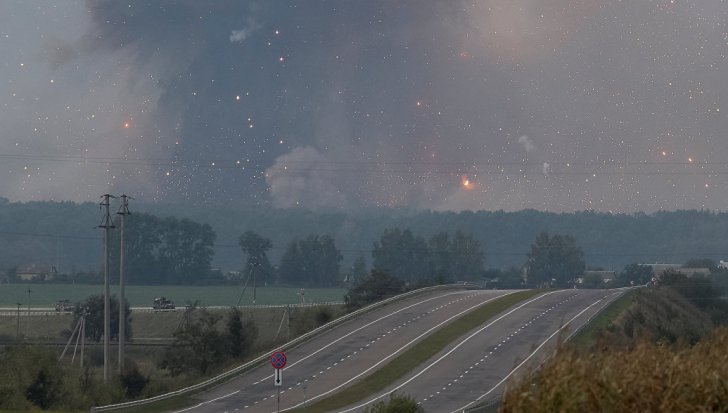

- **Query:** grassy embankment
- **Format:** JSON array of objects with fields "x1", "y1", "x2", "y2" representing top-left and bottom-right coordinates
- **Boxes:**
[{"x1": 500, "y1": 286, "x2": 728, "y2": 412}]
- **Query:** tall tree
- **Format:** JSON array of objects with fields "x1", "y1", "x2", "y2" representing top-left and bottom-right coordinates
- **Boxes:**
[
  {"x1": 72, "y1": 295, "x2": 132, "y2": 343},
  {"x1": 526, "y1": 232, "x2": 585, "y2": 287},
  {"x1": 345, "y1": 270, "x2": 405, "y2": 310},
  {"x1": 348, "y1": 255, "x2": 368, "y2": 283},
  {"x1": 278, "y1": 240, "x2": 303, "y2": 285},
  {"x1": 238, "y1": 231, "x2": 273, "y2": 283},
  {"x1": 159, "y1": 307, "x2": 226, "y2": 376},
  {"x1": 110, "y1": 213, "x2": 216, "y2": 284},
  {"x1": 372, "y1": 228, "x2": 431, "y2": 283},
  {"x1": 450, "y1": 231, "x2": 485, "y2": 281},
  {"x1": 619, "y1": 263, "x2": 653, "y2": 286},
  {"x1": 225, "y1": 307, "x2": 258, "y2": 359},
  {"x1": 279, "y1": 235, "x2": 342, "y2": 286},
  {"x1": 428, "y1": 232, "x2": 452, "y2": 282},
  {"x1": 158, "y1": 217, "x2": 216, "y2": 284}
]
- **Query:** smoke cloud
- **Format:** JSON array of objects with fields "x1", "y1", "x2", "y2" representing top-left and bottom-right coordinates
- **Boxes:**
[
  {"x1": 518, "y1": 136, "x2": 536, "y2": 153},
  {"x1": 1, "y1": 0, "x2": 727, "y2": 213},
  {"x1": 265, "y1": 147, "x2": 348, "y2": 209},
  {"x1": 230, "y1": 17, "x2": 261, "y2": 43}
]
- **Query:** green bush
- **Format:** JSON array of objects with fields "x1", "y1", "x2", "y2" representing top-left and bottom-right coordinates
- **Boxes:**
[
  {"x1": 0, "y1": 345, "x2": 123, "y2": 410},
  {"x1": 363, "y1": 393, "x2": 423, "y2": 413},
  {"x1": 121, "y1": 362, "x2": 149, "y2": 398},
  {"x1": 160, "y1": 306, "x2": 259, "y2": 376},
  {"x1": 290, "y1": 305, "x2": 342, "y2": 337}
]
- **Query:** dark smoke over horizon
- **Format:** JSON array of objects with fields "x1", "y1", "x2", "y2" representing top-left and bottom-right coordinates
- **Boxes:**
[{"x1": 1, "y1": 1, "x2": 726, "y2": 212}]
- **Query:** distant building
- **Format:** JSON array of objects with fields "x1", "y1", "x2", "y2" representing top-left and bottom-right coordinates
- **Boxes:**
[
  {"x1": 719, "y1": 260, "x2": 728, "y2": 270},
  {"x1": 16, "y1": 265, "x2": 57, "y2": 281},
  {"x1": 640, "y1": 264, "x2": 710, "y2": 278}
]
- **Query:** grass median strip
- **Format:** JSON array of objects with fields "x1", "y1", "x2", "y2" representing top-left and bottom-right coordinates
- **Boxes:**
[
  {"x1": 291, "y1": 289, "x2": 544, "y2": 413},
  {"x1": 569, "y1": 288, "x2": 636, "y2": 350}
]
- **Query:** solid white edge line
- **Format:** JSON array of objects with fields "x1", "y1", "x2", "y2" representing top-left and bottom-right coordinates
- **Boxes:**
[
  {"x1": 171, "y1": 390, "x2": 240, "y2": 413},
  {"x1": 282, "y1": 291, "x2": 518, "y2": 412},
  {"x1": 336, "y1": 291, "x2": 558, "y2": 413},
  {"x1": 172, "y1": 292, "x2": 475, "y2": 410},
  {"x1": 258, "y1": 290, "x2": 470, "y2": 380},
  {"x1": 451, "y1": 296, "x2": 606, "y2": 413}
]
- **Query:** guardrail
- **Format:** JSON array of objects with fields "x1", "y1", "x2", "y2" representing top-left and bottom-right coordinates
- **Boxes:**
[{"x1": 90, "y1": 284, "x2": 464, "y2": 412}]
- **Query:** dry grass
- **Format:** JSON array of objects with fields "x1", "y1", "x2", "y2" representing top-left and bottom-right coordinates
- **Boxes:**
[
  {"x1": 592, "y1": 287, "x2": 714, "y2": 351},
  {"x1": 501, "y1": 327, "x2": 728, "y2": 412},
  {"x1": 501, "y1": 285, "x2": 728, "y2": 413}
]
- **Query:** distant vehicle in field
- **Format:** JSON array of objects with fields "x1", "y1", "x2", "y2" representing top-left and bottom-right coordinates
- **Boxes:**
[
  {"x1": 152, "y1": 297, "x2": 175, "y2": 310},
  {"x1": 55, "y1": 299, "x2": 75, "y2": 312}
]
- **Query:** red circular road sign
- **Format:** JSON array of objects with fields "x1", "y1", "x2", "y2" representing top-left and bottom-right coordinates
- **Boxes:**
[{"x1": 270, "y1": 351, "x2": 287, "y2": 369}]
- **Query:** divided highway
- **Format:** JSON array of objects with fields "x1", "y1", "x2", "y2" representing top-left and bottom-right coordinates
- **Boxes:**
[{"x1": 173, "y1": 288, "x2": 625, "y2": 413}]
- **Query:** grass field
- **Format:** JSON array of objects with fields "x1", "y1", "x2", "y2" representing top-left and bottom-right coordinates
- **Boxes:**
[{"x1": 0, "y1": 283, "x2": 346, "y2": 307}]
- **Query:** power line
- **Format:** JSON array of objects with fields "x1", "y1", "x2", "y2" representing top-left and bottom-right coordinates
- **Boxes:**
[{"x1": 2, "y1": 152, "x2": 728, "y2": 171}]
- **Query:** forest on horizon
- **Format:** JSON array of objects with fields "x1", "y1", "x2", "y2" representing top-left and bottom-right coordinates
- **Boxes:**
[{"x1": 1, "y1": 198, "x2": 727, "y2": 282}]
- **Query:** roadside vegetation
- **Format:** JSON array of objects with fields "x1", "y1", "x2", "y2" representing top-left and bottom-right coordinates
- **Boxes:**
[
  {"x1": 0, "y1": 302, "x2": 343, "y2": 412},
  {"x1": 362, "y1": 393, "x2": 423, "y2": 413},
  {"x1": 4, "y1": 199, "x2": 728, "y2": 412},
  {"x1": 500, "y1": 268, "x2": 728, "y2": 412}
]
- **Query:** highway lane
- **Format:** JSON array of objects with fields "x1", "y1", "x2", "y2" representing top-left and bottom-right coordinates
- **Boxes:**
[
  {"x1": 175, "y1": 288, "x2": 514, "y2": 413},
  {"x1": 340, "y1": 288, "x2": 626, "y2": 413}
]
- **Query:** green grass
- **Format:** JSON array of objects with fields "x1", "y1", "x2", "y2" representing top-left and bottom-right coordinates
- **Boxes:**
[
  {"x1": 0, "y1": 396, "x2": 194, "y2": 413},
  {"x1": 0, "y1": 283, "x2": 346, "y2": 307},
  {"x1": 291, "y1": 290, "x2": 543, "y2": 413},
  {"x1": 97, "y1": 396, "x2": 196, "y2": 413},
  {"x1": 568, "y1": 289, "x2": 637, "y2": 349},
  {"x1": 0, "y1": 303, "x2": 343, "y2": 344}
]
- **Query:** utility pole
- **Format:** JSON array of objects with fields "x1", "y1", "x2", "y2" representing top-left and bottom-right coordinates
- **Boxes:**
[
  {"x1": 99, "y1": 194, "x2": 115, "y2": 383},
  {"x1": 16, "y1": 303, "x2": 21, "y2": 341},
  {"x1": 117, "y1": 195, "x2": 131, "y2": 373}
]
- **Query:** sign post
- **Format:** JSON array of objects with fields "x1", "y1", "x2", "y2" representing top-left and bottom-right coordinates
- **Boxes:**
[
  {"x1": 274, "y1": 368, "x2": 283, "y2": 386},
  {"x1": 270, "y1": 351, "x2": 287, "y2": 413}
]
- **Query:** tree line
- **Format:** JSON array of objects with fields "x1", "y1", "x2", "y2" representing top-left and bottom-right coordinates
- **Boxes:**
[
  {"x1": 4, "y1": 199, "x2": 728, "y2": 284},
  {"x1": 237, "y1": 227, "x2": 486, "y2": 287}
]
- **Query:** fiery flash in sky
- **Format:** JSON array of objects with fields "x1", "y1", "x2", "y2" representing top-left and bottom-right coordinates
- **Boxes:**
[{"x1": 0, "y1": 0, "x2": 727, "y2": 212}]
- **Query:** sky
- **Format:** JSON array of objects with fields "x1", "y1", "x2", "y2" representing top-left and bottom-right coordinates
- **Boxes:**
[{"x1": 0, "y1": 0, "x2": 726, "y2": 212}]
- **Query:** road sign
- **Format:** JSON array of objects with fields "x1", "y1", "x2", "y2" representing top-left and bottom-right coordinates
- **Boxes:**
[
  {"x1": 274, "y1": 368, "x2": 283, "y2": 387},
  {"x1": 270, "y1": 351, "x2": 287, "y2": 369}
]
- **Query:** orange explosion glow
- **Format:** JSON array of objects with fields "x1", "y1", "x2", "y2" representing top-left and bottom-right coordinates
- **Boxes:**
[{"x1": 461, "y1": 174, "x2": 474, "y2": 191}]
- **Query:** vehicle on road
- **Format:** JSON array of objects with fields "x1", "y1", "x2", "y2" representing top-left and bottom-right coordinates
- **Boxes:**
[
  {"x1": 152, "y1": 297, "x2": 175, "y2": 310},
  {"x1": 55, "y1": 299, "x2": 75, "y2": 312}
]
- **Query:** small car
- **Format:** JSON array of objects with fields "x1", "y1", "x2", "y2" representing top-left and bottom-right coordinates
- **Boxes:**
[
  {"x1": 55, "y1": 299, "x2": 75, "y2": 312},
  {"x1": 152, "y1": 297, "x2": 175, "y2": 310}
]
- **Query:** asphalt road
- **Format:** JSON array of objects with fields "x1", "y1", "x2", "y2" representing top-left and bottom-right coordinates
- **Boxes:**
[
  {"x1": 172, "y1": 288, "x2": 625, "y2": 413},
  {"x1": 340, "y1": 288, "x2": 625, "y2": 413},
  {"x1": 173, "y1": 288, "x2": 511, "y2": 413}
]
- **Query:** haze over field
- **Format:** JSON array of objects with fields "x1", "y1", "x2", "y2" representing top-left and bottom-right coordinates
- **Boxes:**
[{"x1": 1, "y1": 1, "x2": 727, "y2": 212}]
